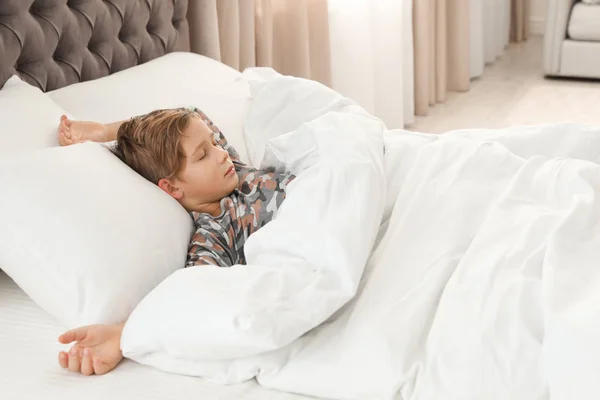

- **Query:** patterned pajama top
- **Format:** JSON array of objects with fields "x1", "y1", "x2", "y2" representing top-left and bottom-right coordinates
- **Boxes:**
[{"x1": 185, "y1": 107, "x2": 295, "y2": 268}]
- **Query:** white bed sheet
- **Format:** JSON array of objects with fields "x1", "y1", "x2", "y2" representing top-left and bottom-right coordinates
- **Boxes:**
[{"x1": 0, "y1": 270, "x2": 313, "y2": 400}]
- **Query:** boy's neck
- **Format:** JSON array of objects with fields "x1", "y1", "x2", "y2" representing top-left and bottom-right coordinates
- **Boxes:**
[{"x1": 191, "y1": 201, "x2": 222, "y2": 217}]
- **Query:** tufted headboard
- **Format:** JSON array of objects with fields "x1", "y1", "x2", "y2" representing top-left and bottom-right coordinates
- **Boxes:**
[{"x1": 0, "y1": 0, "x2": 190, "y2": 92}]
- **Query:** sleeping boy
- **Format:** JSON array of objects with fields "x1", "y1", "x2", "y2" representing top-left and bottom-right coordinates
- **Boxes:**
[{"x1": 55, "y1": 108, "x2": 295, "y2": 375}]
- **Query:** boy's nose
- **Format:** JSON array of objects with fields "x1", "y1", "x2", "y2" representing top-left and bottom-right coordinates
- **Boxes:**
[{"x1": 219, "y1": 147, "x2": 229, "y2": 162}]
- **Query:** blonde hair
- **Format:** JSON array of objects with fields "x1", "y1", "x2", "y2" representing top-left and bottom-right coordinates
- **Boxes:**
[{"x1": 113, "y1": 108, "x2": 197, "y2": 184}]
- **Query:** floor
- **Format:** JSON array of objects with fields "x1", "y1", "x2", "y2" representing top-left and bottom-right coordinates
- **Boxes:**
[{"x1": 408, "y1": 36, "x2": 600, "y2": 134}]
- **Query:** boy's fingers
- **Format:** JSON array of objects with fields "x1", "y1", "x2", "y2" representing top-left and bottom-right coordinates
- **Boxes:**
[
  {"x1": 58, "y1": 332, "x2": 72, "y2": 344},
  {"x1": 93, "y1": 358, "x2": 112, "y2": 376},
  {"x1": 59, "y1": 131, "x2": 70, "y2": 141},
  {"x1": 62, "y1": 125, "x2": 71, "y2": 138},
  {"x1": 67, "y1": 347, "x2": 81, "y2": 373},
  {"x1": 59, "y1": 132, "x2": 73, "y2": 145},
  {"x1": 58, "y1": 351, "x2": 68, "y2": 369},
  {"x1": 59, "y1": 327, "x2": 88, "y2": 344},
  {"x1": 81, "y1": 349, "x2": 94, "y2": 376}
]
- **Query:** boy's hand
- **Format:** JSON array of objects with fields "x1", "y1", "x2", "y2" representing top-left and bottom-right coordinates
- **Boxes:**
[
  {"x1": 58, "y1": 322, "x2": 125, "y2": 375},
  {"x1": 57, "y1": 115, "x2": 109, "y2": 146}
]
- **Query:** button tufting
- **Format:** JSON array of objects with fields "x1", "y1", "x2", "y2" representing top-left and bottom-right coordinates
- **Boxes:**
[
  {"x1": 117, "y1": 28, "x2": 125, "y2": 42},
  {"x1": 1, "y1": 0, "x2": 188, "y2": 91}
]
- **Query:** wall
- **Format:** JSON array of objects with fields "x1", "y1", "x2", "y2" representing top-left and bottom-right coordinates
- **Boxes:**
[{"x1": 530, "y1": 0, "x2": 547, "y2": 35}]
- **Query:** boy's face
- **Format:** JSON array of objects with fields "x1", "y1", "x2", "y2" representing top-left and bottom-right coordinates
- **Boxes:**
[{"x1": 166, "y1": 117, "x2": 239, "y2": 212}]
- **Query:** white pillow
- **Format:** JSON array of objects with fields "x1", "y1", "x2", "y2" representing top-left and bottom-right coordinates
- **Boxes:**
[
  {"x1": 0, "y1": 75, "x2": 65, "y2": 158},
  {"x1": 48, "y1": 52, "x2": 252, "y2": 164},
  {"x1": 0, "y1": 142, "x2": 194, "y2": 328}
]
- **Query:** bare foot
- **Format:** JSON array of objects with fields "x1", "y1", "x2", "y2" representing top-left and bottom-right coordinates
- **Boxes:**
[{"x1": 58, "y1": 115, "x2": 109, "y2": 146}]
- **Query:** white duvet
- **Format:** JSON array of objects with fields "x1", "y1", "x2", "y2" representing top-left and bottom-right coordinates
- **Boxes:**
[{"x1": 122, "y1": 71, "x2": 600, "y2": 400}]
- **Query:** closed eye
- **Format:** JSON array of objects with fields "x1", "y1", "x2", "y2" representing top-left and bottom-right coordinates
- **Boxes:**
[{"x1": 192, "y1": 138, "x2": 217, "y2": 161}]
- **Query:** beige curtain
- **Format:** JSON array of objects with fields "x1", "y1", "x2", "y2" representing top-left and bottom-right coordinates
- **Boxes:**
[
  {"x1": 187, "y1": 0, "x2": 332, "y2": 86},
  {"x1": 510, "y1": 0, "x2": 530, "y2": 42},
  {"x1": 187, "y1": 0, "x2": 256, "y2": 71},
  {"x1": 413, "y1": 0, "x2": 471, "y2": 117}
]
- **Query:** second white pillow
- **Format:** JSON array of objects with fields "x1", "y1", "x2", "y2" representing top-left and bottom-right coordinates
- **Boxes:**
[
  {"x1": 0, "y1": 75, "x2": 65, "y2": 159},
  {"x1": 0, "y1": 142, "x2": 194, "y2": 328}
]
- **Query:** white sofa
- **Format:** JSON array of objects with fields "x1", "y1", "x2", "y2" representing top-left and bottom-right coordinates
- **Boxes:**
[{"x1": 544, "y1": 0, "x2": 600, "y2": 78}]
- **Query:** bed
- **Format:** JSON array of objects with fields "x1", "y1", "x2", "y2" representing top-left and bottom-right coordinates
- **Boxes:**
[
  {"x1": 5, "y1": 2, "x2": 600, "y2": 400},
  {"x1": 0, "y1": 1, "x2": 310, "y2": 399}
]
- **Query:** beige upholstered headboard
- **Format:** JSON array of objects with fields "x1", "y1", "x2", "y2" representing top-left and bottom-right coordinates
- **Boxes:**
[{"x1": 0, "y1": 0, "x2": 190, "y2": 92}]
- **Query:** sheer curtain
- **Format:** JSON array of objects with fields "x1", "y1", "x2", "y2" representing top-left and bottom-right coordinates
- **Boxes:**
[
  {"x1": 471, "y1": 0, "x2": 485, "y2": 78},
  {"x1": 255, "y1": 0, "x2": 332, "y2": 86},
  {"x1": 187, "y1": 1, "x2": 525, "y2": 127},
  {"x1": 471, "y1": 0, "x2": 525, "y2": 79},
  {"x1": 187, "y1": 0, "x2": 255, "y2": 71},
  {"x1": 484, "y1": 0, "x2": 511, "y2": 64},
  {"x1": 187, "y1": 0, "x2": 412, "y2": 127},
  {"x1": 327, "y1": 0, "x2": 414, "y2": 128},
  {"x1": 187, "y1": 0, "x2": 331, "y2": 85},
  {"x1": 510, "y1": 0, "x2": 530, "y2": 43},
  {"x1": 413, "y1": 0, "x2": 471, "y2": 116}
]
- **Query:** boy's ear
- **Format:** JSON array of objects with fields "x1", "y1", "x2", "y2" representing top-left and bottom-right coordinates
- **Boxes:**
[{"x1": 157, "y1": 178, "x2": 183, "y2": 200}]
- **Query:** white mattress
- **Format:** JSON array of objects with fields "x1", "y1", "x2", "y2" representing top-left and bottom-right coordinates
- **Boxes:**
[
  {"x1": 0, "y1": 270, "x2": 312, "y2": 400},
  {"x1": 568, "y1": 2, "x2": 600, "y2": 41}
]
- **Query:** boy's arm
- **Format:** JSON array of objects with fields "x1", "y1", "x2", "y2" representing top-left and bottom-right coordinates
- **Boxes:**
[
  {"x1": 104, "y1": 120, "x2": 126, "y2": 141},
  {"x1": 58, "y1": 116, "x2": 125, "y2": 146}
]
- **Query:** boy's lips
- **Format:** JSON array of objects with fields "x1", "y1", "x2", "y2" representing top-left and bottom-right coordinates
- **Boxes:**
[{"x1": 225, "y1": 165, "x2": 235, "y2": 176}]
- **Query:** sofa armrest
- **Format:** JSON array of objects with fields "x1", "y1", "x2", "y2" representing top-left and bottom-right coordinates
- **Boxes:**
[{"x1": 544, "y1": 0, "x2": 578, "y2": 75}]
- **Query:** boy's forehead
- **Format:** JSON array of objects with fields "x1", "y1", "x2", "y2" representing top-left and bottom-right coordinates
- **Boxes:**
[
  {"x1": 182, "y1": 118, "x2": 212, "y2": 152},
  {"x1": 185, "y1": 117, "x2": 211, "y2": 138}
]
